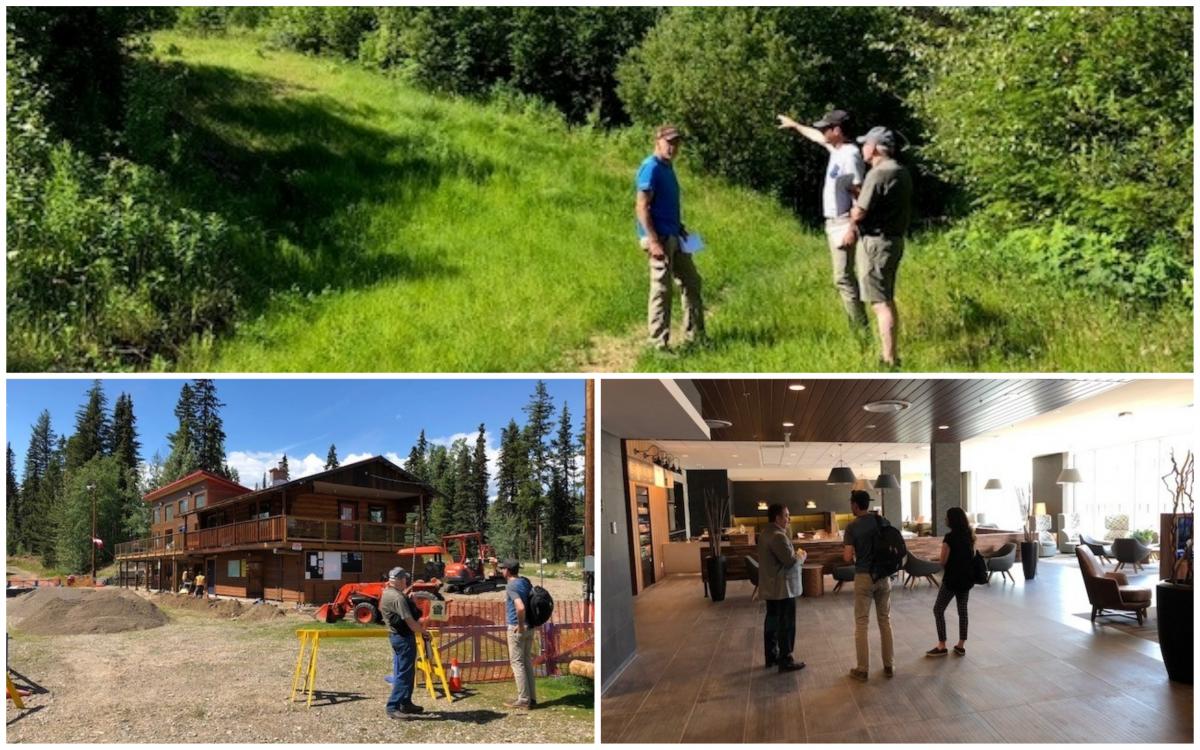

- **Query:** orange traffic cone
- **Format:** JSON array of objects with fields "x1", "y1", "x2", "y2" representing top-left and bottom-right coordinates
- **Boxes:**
[{"x1": 448, "y1": 658, "x2": 463, "y2": 693}]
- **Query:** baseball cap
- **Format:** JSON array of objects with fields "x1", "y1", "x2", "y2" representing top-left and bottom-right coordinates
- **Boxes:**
[
  {"x1": 655, "y1": 124, "x2": 684, "y2": 142},
  {"x1": 499, "y1": 559, "x2": 520, "y2": 572},
  {"x1": 857, "y1": 126, "x2": 896, "y2": 150},
  {"x1": 813, "y1": 109, "x2": 849, "y2": 129},
  {"x1": 387, "y1": 566, "x2": 409, "y2": 580}
]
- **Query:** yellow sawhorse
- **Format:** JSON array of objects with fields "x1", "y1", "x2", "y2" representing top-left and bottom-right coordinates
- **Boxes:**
[
  {"x1": 289, "y1": 628, "x2": 452, "y2": 707},
  {"x1": 7, "y1": 673, "x2": 26, "y2": 709}
]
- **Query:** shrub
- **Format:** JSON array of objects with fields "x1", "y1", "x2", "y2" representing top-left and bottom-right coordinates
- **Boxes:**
[
  {"x1": 394, "y1": 7, "x2": 515, "y2": 96},
  {"x1": 175, "y1": 7, "x2": 229, "y2": 36},
  {"x1": 908, "y1": 7, "x2": 1193, "y2": 303}
]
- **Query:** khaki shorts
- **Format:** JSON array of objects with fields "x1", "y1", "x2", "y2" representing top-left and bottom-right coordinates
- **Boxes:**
[{"x1": 857, "y1": 234, "x2": 904, "y2": 303}]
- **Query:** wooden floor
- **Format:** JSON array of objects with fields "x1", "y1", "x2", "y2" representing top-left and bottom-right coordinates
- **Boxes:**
[{"x1": 601, "y1": 556, "x2": 1193, "y2": 743}]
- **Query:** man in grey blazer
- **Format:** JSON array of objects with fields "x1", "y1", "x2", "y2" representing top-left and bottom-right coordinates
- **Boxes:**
[{"x1": 758, "y1": 503, "x2": 806, "y2": 672}]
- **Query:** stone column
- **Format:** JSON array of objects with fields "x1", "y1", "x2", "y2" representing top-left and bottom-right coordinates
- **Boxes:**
[{"x1": 931, "y1": 442, "x2": 962, "y2": 536}]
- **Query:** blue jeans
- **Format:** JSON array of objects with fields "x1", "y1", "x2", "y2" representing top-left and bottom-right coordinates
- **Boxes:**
[{"x1": 386, "y1": 633, "x2": 416, "y2": 713}]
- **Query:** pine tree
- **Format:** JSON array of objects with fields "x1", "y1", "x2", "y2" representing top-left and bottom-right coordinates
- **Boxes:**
[
  {"x1": 162, "y1": 383, "x2": 199, "y2": 484},
  {"x1": 192, "y1": 379, "x2": 229, "y2": 477},
  {"x1": 451, "y1": 439, "x2": 475, "y2": 534},
  {"x1": 66, "y1": 380, "x2": 111, "y2": 471},
  {"x1": 470, "y1": 424, "x2": 490, "y2": 536},
  {"x1": 521, "y1": 381, "x2": 555, "y2": 557},
  {"x1": 548, "y1": 402, "x2": 581, "y2": 562},
  {"x1": 494, "y1": 420, "x2": 523, "y2": 515},
  {"x1": 279, "y1": 454, "x2": 289, "y2": 479},
  {"x1": 55, "y1": 456, "x2": 127, "y2": 575},
  {"x1": 407, "y1": 430, "x2": 429, "y2": 482},
  {"x1": 6, "y1": 443, "x2": 20, "y2": 552},
  {"x1": 110, "y1": 393, "x2": 141, "y2": 489},
  {"x1": 325, "y1": 444, "x2": 340, "y2": 470},
  {"x1": 19, "y1": 411, "x2": 56, "y2": 555},
  {"x1": 38, "y1": 437, "x2": 67, "y2": 566},
  {"x1": 426, "y1": 444, "x2": 453, "y2": 538}
]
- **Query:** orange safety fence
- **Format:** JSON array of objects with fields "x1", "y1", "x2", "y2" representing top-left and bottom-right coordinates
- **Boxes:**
[
  {"x1": 435, "y1": 599, "x2": 593, "y2": 683},
  {"x1": 6, "y1": 575, "x2": 100, "y2": 589}
]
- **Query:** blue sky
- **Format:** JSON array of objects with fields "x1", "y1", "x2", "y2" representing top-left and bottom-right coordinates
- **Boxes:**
[{"x1": 6, "y1": 378, "x2": 585, "y2": 493}]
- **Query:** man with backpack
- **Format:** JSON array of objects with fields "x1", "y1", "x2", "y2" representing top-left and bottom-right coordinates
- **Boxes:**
[
  {"x1": 842, "y1": 490, "x2": 903, "y2": 681},
  {"x1": 501, "y1": 559, "x2": 539, "y2": 710}
]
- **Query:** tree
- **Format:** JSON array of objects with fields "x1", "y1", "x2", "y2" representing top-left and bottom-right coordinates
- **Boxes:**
[
  {"x1": 162, "y1": 383, "x2": 199, "y2": 484},
  {"x1": 325, "y1": 443, "x2": 340, "y2": 470},
  {"x1": 494, "y1": 420, "x2": 524, "y2": 516},
  {"x1": 486, "y1": 501, "x2": 522, "y2": 561},
  {"x1": 451, "y1": 439, "x2": 475, "y2": 534},
  {"x1": 279, "y1": 454, "x2": 289, "y2": 479},
  {"x1": 18, "y1": 410, "x2": 57, "y2": 555},
  {"x1": 470, "y1": 424, "x2": 490, "y2": 534},
  {"x1": 110, "y1": 393, "x2": 141, "y2": 487},
  {"x1": 54, "y1": 456, "x2": 131, "y2": 574},
  {"x1": 38, "y1": 437, "x2": 68, "y2": 566},
  {"x1": 521, "y1": 381, "x2": 555, "y2": 557},
  {"x1": 192, "y1": 379, "x2": 230, "y2": 476},
  {"x1": 6, "y1": 443, "x2": 20, "y2": 552},
  {"x1": 548, "y1": 402, "x2": 581, "y2": 562},
  {"x1": 426, "y1": 444, "x2": 453, "y2": 538},
  {"x1": 406, "y1": 429, "x2": 429, "y2": 482},
  {"x1": 66, "y1": 379, "x2": 111, "y2": 470}
]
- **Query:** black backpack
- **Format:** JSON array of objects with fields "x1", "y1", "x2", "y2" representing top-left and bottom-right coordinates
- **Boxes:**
[
  {"x1": 522, "y1": 576, "x2": 554, "y2": 627},
  {"x1": 869, "y1": 515, "x2": 908, "y2": 582},
  {"x1": 972, "y1": 550, "x2": 990, "y2": 585}
]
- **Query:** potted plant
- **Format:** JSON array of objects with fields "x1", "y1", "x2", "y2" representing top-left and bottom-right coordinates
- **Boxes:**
[
  {"x1": 703, "y1": 488, "x2": 732, "y2": 602},
  {"x1": 1016, "y1": 486, "x2": 1038, "y2": 580},
  {"x1": 1158, "y1": 450, "x2": 1193, "y2": 684}
]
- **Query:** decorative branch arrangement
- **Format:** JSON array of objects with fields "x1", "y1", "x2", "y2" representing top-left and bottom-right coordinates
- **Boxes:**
[
  {"x1": 1161, "y1": 450, "x2": 1194, "y2": 584},
  {"x1": 703, "y1": 488, "x2": 732, "y2": 558},
  {"x1": 1015, "y1": 484, "x2": 1036, "y2": 543}
]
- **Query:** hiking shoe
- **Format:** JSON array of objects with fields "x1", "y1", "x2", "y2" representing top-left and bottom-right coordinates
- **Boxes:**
[
  {"x1": 884, "y1": 666, "x2": 895, "y2": 678},
  {"x1": 504, "y1": 699, "x2": 531, "y2": 710},
  {"x1": 848, "y1": 668, "x2": 869, "y2": 682},
  {"x1": 387, "y1": 711, "x2": 412, "y2": 720},
  {"x1": 400, "y1": 702, "x2": 424, "y2": 715},
  {"x1": 953, "y1": 646, "x2": 966, "y2": 656},
  {"x1": 778, "y1": 660, "x2": 806, "y2": 673},
  {"x1": 926, "y1": 647, "x2": 949, "y2": 657}
]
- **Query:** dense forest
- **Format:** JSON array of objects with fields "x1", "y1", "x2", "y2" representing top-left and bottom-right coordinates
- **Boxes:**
[
  {"x1": 6, "y1": 7, "x2": 1192, "y2": 370},
  {"x1": 6, "y1": 379, "x2": 584, "y2": 575}
]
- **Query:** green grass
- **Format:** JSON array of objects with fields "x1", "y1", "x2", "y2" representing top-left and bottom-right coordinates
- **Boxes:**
[
  {"x1": 137, "y1": 31, "x2": 1191, "y2": 373},
  {"x1": 6, "y1": 555, "x2": 118, "y2": 580}
]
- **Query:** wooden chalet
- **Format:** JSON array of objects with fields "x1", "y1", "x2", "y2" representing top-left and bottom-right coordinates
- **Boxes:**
[{"x1": 115, "y1": 455, "x2": 434, "y2": 604}]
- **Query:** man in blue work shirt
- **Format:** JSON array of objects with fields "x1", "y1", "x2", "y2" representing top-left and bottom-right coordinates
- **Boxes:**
[
  {"x1": 501, "y1": 559, "x2": 537, "y2": 709},
  {"x1": 380, "y1": 566, "x2": 428, "y2": 719},
  {"x1": 635, "y1": 124, "x2": 706, "y2": 351}
]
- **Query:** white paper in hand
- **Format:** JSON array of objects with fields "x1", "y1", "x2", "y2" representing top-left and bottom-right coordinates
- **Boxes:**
[{"x1": 681, "y1": 233, "x2": 706, "y2": 254}]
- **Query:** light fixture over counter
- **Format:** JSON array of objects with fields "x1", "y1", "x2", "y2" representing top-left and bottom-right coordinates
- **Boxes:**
[
  {"x1": 826, "y1": 444, "x2": 856, "y2": 484},
  {"x1": 984, "y1": 478, "x2": 1003, "y2": 490}
]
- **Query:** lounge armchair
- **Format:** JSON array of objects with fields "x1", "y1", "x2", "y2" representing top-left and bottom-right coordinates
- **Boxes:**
[
  {"x1": 832, "y1": 565, "x2": 855, "y2": 593},
  {"x1": 1075, "y1": 545, "x2": 1151, "y2": 625},
  {"x1": 1057, "y1": 513, "x2": 1081, "y2": 554},
  {"x1": 985, "y1": 542, "x2": 1017, "y2": 583},
  {"x1": 903, "y1": 555, "x2": 942, "y2": 588},
  {"x1": 1038, "y1": 530, "x2": 1058, "y2": 557},
  {"x1": 1111, "y1": 538, "x2": 1152, "y2": 574},
  {"x1": 1079, "y1": 533, "x2": 1113, "y2": 564}
]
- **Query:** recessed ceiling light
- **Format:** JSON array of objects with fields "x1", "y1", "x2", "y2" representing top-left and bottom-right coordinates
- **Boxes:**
[
  {"x1": 866, "y1": 424, "x2": 877, "y2": 429},
  {"x1": 782, "y1": 421, "x2": 795, "y2": 427},
  {"x1": 1118, "y1": 411, "x2": 1133, "y2": 418},
  {"x1": 863, "y1": 400, "x2": 910, "y2": 413},
  {"x1": 789, "y1": 384, "x2": 806, "y2": 391},
  {"x1": 705, "y1": 418, "x2": 733, "y2": 429},
  {"x1": 938, "y1": 425, "x2": 950, "y2": 430},
  {"x1": 731, "y1": 454, "x2": 740, "y2": 458},
  {"x1": 681, "y1": 454, "x2": 689, "y2": 458}
]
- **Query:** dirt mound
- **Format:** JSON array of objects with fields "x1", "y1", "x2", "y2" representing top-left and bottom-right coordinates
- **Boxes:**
[
  {"x1": 150, "y1": 592, "x2": 286, "y2": 621},
  {"x1": 8, "y1": 587, "x2": 167, "y2": 635}
]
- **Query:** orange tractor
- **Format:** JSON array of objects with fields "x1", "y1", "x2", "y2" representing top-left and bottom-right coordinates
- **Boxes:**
[{"x1": 313, "y1": 533, "x2": 501, "y2": 624}]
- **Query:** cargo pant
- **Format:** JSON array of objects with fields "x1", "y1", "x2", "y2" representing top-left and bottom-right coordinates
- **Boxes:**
[
  {"x1": 825, "y1": 217, "x2": 868, "y2": 327},
  {"x1": 508, "y1": 626, "x2": 537, "y2": 705},
  {"x1": 644, "y1": 234, "x2": 705, "y2": 349},
  {"x1": 853, "y1": 573, "x2": 894, "y2": 672}
]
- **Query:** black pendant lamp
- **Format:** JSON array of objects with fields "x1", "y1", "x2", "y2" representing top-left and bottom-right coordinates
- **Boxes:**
[
  {"x1": 826, "y1": 444, "x2": 856, "y2": 484},
  {"x1": 874, "y1": 452, "x2": 900, "y2": 489}
]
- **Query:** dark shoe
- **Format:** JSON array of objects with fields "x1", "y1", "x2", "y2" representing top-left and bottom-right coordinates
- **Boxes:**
[
  {"x1": 778, "y1": 660, "x2": 806, "y2": 673},
  {"x1": 529, "y1": 700, "x2": 538, "y2": 709},
  {"x1": 848, "y1": 668, "x2": 869, "y2": 682},
  {"x1": 765, "y1": 659, "x2": 777, "y2": 670},
  {"x1": 953, "y1": 646, "x2": 966, "y2": 656},
  {"x1": 504, "y1": 699, "x2": 531, "y2": 710},
  {"x1": 926, "y1": 647, "x2": 948, "y2": 657},
  {"x1": 884, "y1": 666, "x2": 895, "y2": 678},
  {"x1": 387, "y1": 711, "x2": 412, "y2": 720},
  {"x1": 400, "y1": 702, "x2": 424, "y2": 715}
]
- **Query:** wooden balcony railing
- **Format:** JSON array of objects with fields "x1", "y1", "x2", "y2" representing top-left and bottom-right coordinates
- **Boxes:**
[{"x1": 115, "y1": 515, "x2": 416, "y2": 558}]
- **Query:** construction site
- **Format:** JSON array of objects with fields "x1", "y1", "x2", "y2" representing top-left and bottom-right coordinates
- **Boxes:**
[{"x1": 6, "y1": 574, "x2": 594, "y2": 743}]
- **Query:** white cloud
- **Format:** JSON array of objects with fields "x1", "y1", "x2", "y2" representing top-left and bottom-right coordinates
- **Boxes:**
[
  {"x1": 227, "y1": 450, "x2": 417, "y2": 489},
  {"x1": 430, "y1": 431, "x2": 502, "y2": 499}
]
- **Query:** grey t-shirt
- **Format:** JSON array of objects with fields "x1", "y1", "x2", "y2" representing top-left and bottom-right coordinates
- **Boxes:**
[
  {"x1": 843, "y1": 512, "x2": 893, "y2": 573},
  {"x1": 823, "y1": 143, "x2": 865, "y2": 218},
  {"x1": 856, "y1": 157, "x2": 912, "y2": 236}
]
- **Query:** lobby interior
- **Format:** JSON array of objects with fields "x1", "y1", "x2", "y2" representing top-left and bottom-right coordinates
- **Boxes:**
[{"x1": 600, "y1": 377, "x2": 1194, "y2": 744}]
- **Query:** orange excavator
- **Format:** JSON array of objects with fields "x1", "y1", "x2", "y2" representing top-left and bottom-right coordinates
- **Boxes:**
[{"x1": 438, "y1": 532, "x2": 504, "y2": 595}]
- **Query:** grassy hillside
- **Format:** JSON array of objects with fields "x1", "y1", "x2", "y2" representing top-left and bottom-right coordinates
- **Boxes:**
[{"x1": 149, "y1": 32, "x2": 1189, "y2": 373}]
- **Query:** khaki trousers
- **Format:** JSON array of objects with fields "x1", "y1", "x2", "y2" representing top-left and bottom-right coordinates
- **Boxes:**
[
  {"x1": 644, "y1": 234, "x2": 705, "y2": 348},
  {"x1": 508, "y1": 626, "x2": 536, "y2": 704},
  {"x1": 853, "y1": 573, "x2": 894, "y2": 671},
  {"x1": 825, "y1": 217, "x2": 868, "y2": 326}
]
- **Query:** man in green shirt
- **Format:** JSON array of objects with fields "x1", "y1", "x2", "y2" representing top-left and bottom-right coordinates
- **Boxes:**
[
  {"x1": 846, "y1": 127, "x2": 912, "y2": 368},
  {"x1": 381, "y1": 567, "x2": 428, "y2": 719}
]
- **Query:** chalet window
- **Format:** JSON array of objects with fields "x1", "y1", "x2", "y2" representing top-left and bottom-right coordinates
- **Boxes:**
[
  {"x1": 180, "y1": 497, "x2": 189, "y2": 514},
  {"x1": 194, "y1": 492, "x2": 206, "y2": 509},
  {"x1": 368, "y1": 506, "x2": 386, "y2": 524},
  {"x1": 227, "y1": 559, "x2": 244, "y2": 578},
  {"x1": 165, "y1": 505, "x2": 174, "y2": 521},
  {"x1": 342, "y1": 552, "x2": 363, "y2": 573},
  {"x1": 153, "y1": 507, "x2": 160, "y2": 524}
]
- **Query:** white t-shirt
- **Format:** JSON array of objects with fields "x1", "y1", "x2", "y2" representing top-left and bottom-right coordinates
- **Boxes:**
[{"x1": 823, "y1": 143, "x2": 865, "y2": 219}]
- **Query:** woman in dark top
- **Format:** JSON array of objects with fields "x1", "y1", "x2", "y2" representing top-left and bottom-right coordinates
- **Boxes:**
[{"x1": 927, "y1": 506, "x2": 975, "y2": 656}]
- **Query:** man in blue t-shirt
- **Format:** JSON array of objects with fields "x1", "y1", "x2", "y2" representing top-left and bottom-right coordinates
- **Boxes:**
[
  {"x1": 635, "y1": 124, "x2": 705, "y2": 351},
  {"x1": 501, "y1": 559, "x2": 537, "y2": 709}
]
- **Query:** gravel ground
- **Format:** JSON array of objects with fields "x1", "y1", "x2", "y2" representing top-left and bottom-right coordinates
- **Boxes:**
[{"x1": 6, "y1": 595, "x2": 593, "y2": 743}]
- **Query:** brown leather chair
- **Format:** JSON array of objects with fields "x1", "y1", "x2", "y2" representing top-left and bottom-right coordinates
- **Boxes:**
[{"x1": 1075, "y1": 545, "x2": 1151, "y2": 625}]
